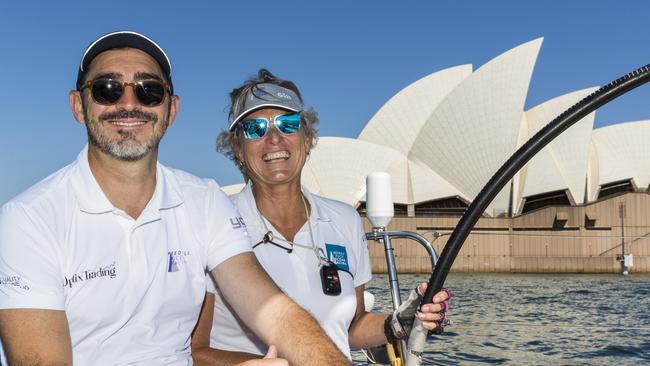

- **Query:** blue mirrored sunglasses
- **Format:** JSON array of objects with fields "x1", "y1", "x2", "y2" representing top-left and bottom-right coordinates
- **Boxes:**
[{"x1": 240, "y1": 113, "x2": 302, "y2": 140}]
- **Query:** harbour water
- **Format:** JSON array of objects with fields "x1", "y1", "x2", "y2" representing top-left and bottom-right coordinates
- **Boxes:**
[{"x1": 353, "y1": 273, "x2": 650, "y2": 365}]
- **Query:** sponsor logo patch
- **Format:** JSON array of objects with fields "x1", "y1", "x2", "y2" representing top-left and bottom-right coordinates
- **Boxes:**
[
  {"x1": 167, "y1": 250, "x2": 191, "y2": 272},
  {"x1": 325, "y1": 243, "x2": 350, "y2": 272}
]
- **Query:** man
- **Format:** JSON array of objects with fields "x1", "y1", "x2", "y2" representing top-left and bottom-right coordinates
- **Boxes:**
[{"x1": 0, "y1": 31, "x2": 350, "y2": 366}]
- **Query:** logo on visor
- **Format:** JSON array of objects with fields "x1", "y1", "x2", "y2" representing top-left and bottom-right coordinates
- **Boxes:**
[
  {"x1": 167, "y1": 250, "x2": 191, "y2": 272},
  {"x1": 276, "y1": 92, "x2": 292, "y2": 100}
]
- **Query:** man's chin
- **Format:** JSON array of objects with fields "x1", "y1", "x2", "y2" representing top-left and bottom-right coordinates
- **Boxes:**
[
  {"x1": 87, "y1": 127, "x2": 164, "y2": 162},
  {"x1": 90, "y1": 141, "x2": 152, "y2": 161},
  {"x1": 113, "y1": 151, "x2": 150, "y2": 162}
]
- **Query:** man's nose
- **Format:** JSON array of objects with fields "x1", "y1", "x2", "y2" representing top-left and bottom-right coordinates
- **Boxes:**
[{"x1": 115, "y1": 83, "x2": 140, "y2": 109}]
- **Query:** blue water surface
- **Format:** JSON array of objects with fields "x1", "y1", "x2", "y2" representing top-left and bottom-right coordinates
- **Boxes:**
[{"x1": 353, "y1": 273, "x2": 650, "y2": 365}]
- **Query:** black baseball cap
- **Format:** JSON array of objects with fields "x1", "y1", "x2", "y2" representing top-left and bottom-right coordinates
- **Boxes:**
[{"x1": 76, "y1": 31, "x2": 173, "y2": 94}]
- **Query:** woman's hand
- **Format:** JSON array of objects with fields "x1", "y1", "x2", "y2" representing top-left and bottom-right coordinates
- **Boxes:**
[
  {"x1": 386, "y1": 283, "x2": 451, "y2": 341},
  {"x1": 415, "y1": 283, "x2": 451, "y2": 332}
]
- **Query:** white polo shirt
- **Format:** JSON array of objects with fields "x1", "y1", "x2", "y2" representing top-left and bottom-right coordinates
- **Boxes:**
[
  {"x1": 207, "y1": 182, "x2": 372, "y2": 358},
  {"x1": 0, "y1": 146, "x2": 252, "y2": 365}
]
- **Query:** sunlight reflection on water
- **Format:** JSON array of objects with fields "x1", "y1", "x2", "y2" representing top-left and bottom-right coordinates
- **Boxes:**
[{"x1": 353, "y1": 273, "x2": 650, "y2": 365}]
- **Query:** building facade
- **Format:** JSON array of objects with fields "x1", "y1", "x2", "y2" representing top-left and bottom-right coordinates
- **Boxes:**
[{"x1": 363, "y1": 192, "x2": 649, "y2": 273}]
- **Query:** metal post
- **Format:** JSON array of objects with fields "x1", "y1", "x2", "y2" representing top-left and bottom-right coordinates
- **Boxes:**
[
  {"x1": 620, "y1": 204, "x2": 625, "y2": 256},
  {"x1": 366, "y1": 228, "x2": 441, "y2": 362},
  {"x1": 378, "y1": 229, "x2": 402, "y2": 310},
  {"x1": 376, "y1": 229, "x2": 408, "y2": 358},
  {"x1": 619, "y1": 202, "x2": 628, "y2": 275}
]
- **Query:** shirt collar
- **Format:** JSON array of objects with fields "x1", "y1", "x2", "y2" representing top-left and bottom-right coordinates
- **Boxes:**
[
  {"x1": 71, "y1": 145, "x2": 183, "y2": 214},
  {"x1": 151, "y1": 164, "x2": 184, "y2": 211}
]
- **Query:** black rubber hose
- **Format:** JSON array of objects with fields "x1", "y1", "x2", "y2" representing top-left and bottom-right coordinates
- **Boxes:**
[{"x1": 421, "y1": 64, "x2": 650, "y2": 304}]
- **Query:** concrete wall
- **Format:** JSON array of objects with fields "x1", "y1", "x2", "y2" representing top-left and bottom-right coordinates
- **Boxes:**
[{"x1": 364, "y1": 192, "x2": 650, "y2": 273}]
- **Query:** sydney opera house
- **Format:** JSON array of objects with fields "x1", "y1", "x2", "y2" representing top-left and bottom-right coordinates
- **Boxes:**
[{"x1": 226, "y1": 38, "x2": 650, "y2": 273}]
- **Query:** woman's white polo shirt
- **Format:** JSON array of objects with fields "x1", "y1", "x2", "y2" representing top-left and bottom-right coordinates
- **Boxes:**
[{"x1": 207, "y1": 182, "x2": 372, "y2": 358}]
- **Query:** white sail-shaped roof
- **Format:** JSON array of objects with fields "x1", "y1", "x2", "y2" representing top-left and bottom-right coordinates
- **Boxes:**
[
  {"x1": 586, "y1": 142, "x2": 600, "y2": 202},
  {"x1": 358, "y1": 65, "x2": 472, "y2": 155},
  {"x1": 302, "y1": 137, "x2": 459, "y2": 206},
  {"x1": 518, "y1": 88, "x2": 598, "y2": 211},
  {"x1": 221, "y1": 183, "x2": 245, "y2": 196},
  {"x1": 592, "y1": 120, "x2": 650, "y2": 190},
  {"x1": 409, "y1": 38, "x2": 543, "y2": 215},
  {"x1": 302, "y1": 137, "x2": 404, "y2": 205},
  {"x1": 405, "y1": 158, "x2": 464, "y2": 204}
]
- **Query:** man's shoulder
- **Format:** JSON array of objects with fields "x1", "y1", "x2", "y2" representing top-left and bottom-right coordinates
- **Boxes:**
[
  {"x1": 158, "y1": 165, "x2": 231, "y2": 210},
  {"x1": 3, "y1": 163, "x2": 76, "y2": 211}
]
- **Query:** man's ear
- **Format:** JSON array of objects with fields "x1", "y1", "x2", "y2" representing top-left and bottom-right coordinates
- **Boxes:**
[
  {"x1": 166, "y1": 95, "x2": 180, "y2": 128},
  {"x1": 69, "y1": 90, "x2": 86, "y2": 124}
]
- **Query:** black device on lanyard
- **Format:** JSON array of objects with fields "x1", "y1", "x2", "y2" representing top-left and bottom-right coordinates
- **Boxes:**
[{"x1": 320, "y1": 261, "x2": 341, "y2": 296}]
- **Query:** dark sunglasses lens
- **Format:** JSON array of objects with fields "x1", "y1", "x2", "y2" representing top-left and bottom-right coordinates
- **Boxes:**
[
  {"x1": 242, "y1": 119, "x2": 269, "y2": 140},
  {"x1": 135, "y1": 81, "x2": 166, "y2": 106},
  {"x1": 276, "y1": 113, "x2": 301, "y2": 134},
  {"x1": 91, "y1": 79, "x2": 123, "y2": 105}
]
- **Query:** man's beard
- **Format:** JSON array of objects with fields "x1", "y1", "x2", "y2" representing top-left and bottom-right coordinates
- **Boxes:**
[{"x1": 86, "y1": 108, "x2": 168, "y2": 162}]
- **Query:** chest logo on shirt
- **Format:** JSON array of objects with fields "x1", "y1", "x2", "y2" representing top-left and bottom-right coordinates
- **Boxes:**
[
  {"x1": 230, "y1": 216, "x2": 246, "y2": 229},
  {"x1": 64, "y1": 262, "x2": 117, "y2": 289},
  {"x1": 325, "y1": 243, "x2": 350, "y2": 272},
  {"x1": 167, "y1": 250, "x2": 191, "y2": 272}
]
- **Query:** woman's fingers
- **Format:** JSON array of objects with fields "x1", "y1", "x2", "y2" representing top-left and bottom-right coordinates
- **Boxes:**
[{"x1": 433, "y1": 288, "x2": 451, "y2": 303}]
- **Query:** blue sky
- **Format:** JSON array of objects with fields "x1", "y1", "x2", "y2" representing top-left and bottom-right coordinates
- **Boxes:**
[{"x1": 1, "y1": 1, "x2": 649, "y2": 205}]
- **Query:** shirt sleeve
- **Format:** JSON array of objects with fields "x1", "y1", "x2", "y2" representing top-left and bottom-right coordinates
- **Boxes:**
[
  {"x1": 352, "y1": 212, "x2": 372, "y2": 287},
  {"x1": 205, "y1": 186, "x2": 253, "y2": 271},
  {"x1": 205, "y1": 271, "x2": 217, "y2": 294},
  {"x1": 0, "y1": 203, "x2": 65, "y2": 310}
]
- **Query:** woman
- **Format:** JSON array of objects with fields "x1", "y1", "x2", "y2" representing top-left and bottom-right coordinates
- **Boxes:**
[{"x1": 192, "y1": 69, "x2": 450, "y2": 364}]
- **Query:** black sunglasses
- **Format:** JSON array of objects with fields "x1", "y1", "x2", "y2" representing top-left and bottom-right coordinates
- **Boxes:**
[{"x1": 80, "y1": 78, "x2": 171, "y2": 107}]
